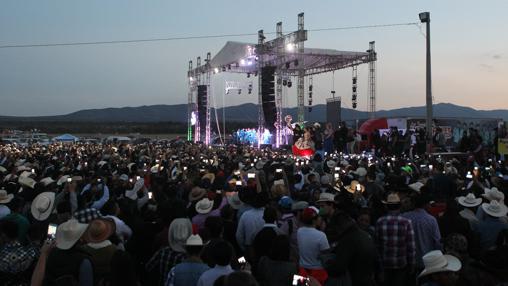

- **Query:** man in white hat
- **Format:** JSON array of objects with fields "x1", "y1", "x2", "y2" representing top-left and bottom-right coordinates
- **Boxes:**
[
  {"x1": 472, "y1": 200, "x2": 508, "y2": 251},
  {"x1": 42, "y1": 219, "x2": 93, "y2": 285},
  {"x1": 456, "y1": 193, "x2": 481, "y2": 224},
  {"x1": 418, "y1": 250, "x2": 461, "y2": 286},
  {"x1": 31, "y1": 192, "x2": 56, "y2": 222},
  {"x1": 376, "y1": 193, "x2": 416, "y2": 286},
  {"x1": 166, "y1": 234, "x2": 209, "y2": 286}
]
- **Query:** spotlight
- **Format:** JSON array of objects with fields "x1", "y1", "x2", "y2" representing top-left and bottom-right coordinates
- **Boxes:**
[
  {"x1": 254, "y1": 71, "x2": 258, "y2": 77},
  {"x1": 189, "y1": 76, "x2": 194, "y2": 81},
  {"x1": 238, "y1": 89, "x2": 242, "y2": 95},
  {"x1": 214, "y1": 68, "x2": 219, "y2": 74},
  {"x1": 222, "y1": 66, "x2": 226, "y2": 72},
  {"x1": 352, "y1": 86, "x2": 357, "y2": 92},
  {"x1": 247, "y1": 73, "x2": 251, "y2": 78},
  {"x1": 228, "y1": 64, "x2": 231, "y2": 70},
  {"x1": 287, "y1": 81, "x2": 292, "y2": 88},
  {"x1": 285, "y1": 62, "x2": 290, "y2": 69},
  {"x1": 283, "y1": 79, "x2": 287, "y2": 86},
  {"x1": 309, "y1": 85, "x2": 313, "y2": 91},
  {"x1": 352, "y1": 102, "x2": 357, "y2": 109},
  {"x1": 286, "y1": 43, "x2": 295, "y2": 52},
  {"x1": 352, "y1": 94, "x2": 357, "y2": 100},
  {"x1": 309, "y1": 92, "x2": 312, "y2": 98},
  {"x1": 294, "y1": 59, "x2": 299, "y2": 66},
  {"x1": 353, "y1": 77, "x2": 357, "y2": 84},
  {"x1": 419, "y1": 12, "x2": 430, "y2": 23},
  {"x1": 277, "y1": 78, "x2": 282, "y2": 85},
  {"x1": 226, "y1": 89, "x2": 230, "y2": 95}
]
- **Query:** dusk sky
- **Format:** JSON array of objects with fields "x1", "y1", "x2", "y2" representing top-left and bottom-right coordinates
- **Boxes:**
[{"x1": 1, "y1": 0, "x2": 507, "y2": 116}]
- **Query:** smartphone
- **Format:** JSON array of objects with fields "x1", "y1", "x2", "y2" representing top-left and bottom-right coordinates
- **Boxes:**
[
  {"x1": 276, "y1": 168, "x2": 283, "y2": 173},
  {"x1": 136, "y1": 176, "x2": 141, "y2": 180},
  {"x1": 428, "y1": 165, "x2": 433, "y2": 171},
  {"x1": 292, "y1": 275, "x2": 309, "y2": 286},
  {"x1": 216, "y1": 190, "x2": 222, "y2": 194},
  {"x1": 47, "y1": 223, "x2": 57, "y2": 239},
  {"x1": 247, "y1": 173, "x2": 255, "y2": 179},
  {"x1": 183, "y1": 166, "x2": 188, "y2": 171},
  {"x1": 334, "y1": 167, "x2": 340, "y2": 171},
  {"x1": 97, "y1": 178, "x2": 101, "y2": 183},
  {"x1": 67, "y1": 178, "x2": 72, "y2": 183},
  {"x1": 234, "y1": 171, "x2": 240, "y2": 175},
  {"x1": 148, "y1": 192, "x2": 153, "y2": 199},
  {"x1": 235, "y1": 181, "x2": 242, "y2": 186},
  {"x1": 238, "y1": 256, "x2": 246, "y2": 264},
  {"x1": 334, "y1": 173, "x2": 339, "y2": 179}
]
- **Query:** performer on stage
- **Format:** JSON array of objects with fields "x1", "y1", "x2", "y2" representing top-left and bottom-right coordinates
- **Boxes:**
[
  {"x1": 292, "y1": 127, "x2": 316, "y2": 157},
  {"x1": 283, "y1": 115, "x2": 294, "y2": 145}
]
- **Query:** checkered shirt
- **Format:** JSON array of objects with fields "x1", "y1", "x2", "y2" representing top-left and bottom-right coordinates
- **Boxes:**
[
  {"x1": 73, "y1": 208, "x2": 102, "y2": 223},
  {"x1": 146, "y1": 246, "x2": 187, "y2": 286},
  {"x1": 0, "y1": 241, "x2": 39, "y2": 274},
  {"x1": 375, "y1": 213, "x2": 416, "y2": 269}
]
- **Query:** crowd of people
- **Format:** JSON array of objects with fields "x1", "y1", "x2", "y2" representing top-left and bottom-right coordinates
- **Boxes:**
[{"x1": 0, "y1": 125, "x2": 507, "y2": 286}]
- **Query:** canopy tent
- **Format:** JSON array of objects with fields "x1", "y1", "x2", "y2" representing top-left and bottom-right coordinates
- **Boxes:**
[
  {"x1": 53, "y1": 134, "x2": 79, "y2": 142},
  {"x1": 358, "y1": 118, "x2": 407, "y2": 135}
]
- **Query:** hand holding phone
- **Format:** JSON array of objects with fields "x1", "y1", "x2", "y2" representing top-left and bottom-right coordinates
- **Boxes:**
[
  {"x1": 47, "y1": 223, "x2": 57, "y2": 240},
  {"x1": 292, "y1": 275, "x2": 309, "y2": 286}
]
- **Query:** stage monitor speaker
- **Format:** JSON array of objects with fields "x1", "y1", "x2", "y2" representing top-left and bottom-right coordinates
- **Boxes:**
[
  {"x1": 197, "y1": 85, "x2": 208, "y2": 129},
  {"x1": 326, "y1": 97, "x2": 342, "y2": 129},
  {"x1": 261, "y1": 66, "x2": 276, "y2": 130}
]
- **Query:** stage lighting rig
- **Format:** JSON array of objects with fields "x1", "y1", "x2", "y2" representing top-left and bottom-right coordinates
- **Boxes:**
[{"x1": 287, "y1": 80, "x2": 292, "y2": 88}]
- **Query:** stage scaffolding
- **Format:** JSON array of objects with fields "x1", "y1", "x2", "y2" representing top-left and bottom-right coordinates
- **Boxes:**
[{"x1": 187, "y1": 13, "x2": 377, "y2": 146}]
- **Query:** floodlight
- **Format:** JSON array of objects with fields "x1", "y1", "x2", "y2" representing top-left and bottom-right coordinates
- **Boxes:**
[
  {"x1": 286, "y1": 43, "x2": 295, "y2": 52},
  {"x1": 287, "y1": 80, "x2": 292, "y2": 88},
  {"x1": 419, "y1": 12, "x2": 430, "y2": 23}
]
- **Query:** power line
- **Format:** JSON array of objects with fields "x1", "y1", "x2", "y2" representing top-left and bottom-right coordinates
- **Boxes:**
[{"x1": 0, "y1": 22, "x2": 419, "y2": 49}]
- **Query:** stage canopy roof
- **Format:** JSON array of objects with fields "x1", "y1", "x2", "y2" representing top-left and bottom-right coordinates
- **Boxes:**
[{"x1": 189, "y1": 41, "x2": 374, "y2": 77}]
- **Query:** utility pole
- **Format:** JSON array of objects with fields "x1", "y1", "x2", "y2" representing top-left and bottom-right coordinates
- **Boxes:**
[{"x1": 419, "y1": 12, "x2": 433, "y2": 154}]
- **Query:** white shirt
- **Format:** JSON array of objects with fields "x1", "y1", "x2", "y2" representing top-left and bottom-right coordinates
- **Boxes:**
[
  {"x1": 236, "y1": 207, "x2": 265, "y2": 249},
  {"x1": 104, "y1": 215, "x2": 132, "y2": 242},
  {"x1": 297, "y1": 226, "x2": 330, "y2": 269}
]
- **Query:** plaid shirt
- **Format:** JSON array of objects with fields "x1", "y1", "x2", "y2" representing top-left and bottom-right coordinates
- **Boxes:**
[
  {"x1": 0, "y1": 241, "x2": 39, "y2": 274},
  {"x1": 73, "y1": 208, "x2": 102, "y2": 223},
  {"x1": 146, "y1": 246, "x2": 187, "y2": 286},
  {"x1": 375, "y1": 213, "x2": 416, "y2": 269}
]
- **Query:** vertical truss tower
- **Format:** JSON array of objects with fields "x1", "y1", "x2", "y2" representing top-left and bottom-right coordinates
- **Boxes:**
[{"x1": 368, "y1": 41, "x2": 377, "y2": 118}]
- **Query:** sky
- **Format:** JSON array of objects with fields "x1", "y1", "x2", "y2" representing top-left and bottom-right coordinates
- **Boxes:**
[{"x1": 0, "y1": 0, "x2": 507, "y2": 116}]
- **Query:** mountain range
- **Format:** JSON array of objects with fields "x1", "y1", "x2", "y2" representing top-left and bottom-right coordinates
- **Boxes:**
[{"x1": 0, "y1": 103, "x2": 507, "y2": 122}]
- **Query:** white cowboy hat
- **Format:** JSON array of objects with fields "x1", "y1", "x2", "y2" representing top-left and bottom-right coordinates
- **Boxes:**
[
  {"x1": 382, "y1": 193, "x2": 401, "y2": 205},
  {"x1": 481, "y1": 200, "x2": 508, "y2": 218},
  {"x1": 56, "y1": 219, "x2": 89, "y2": 250},
  {"x1": 19, "y1": 176, "x2": 36, "y2": 189},
  {"x1": 0, "y1": 189, "x2": 14, "y2": 204},
  {"x1": 195, "y1": 198, "x2": 214, "y2": 214},
  {"x1": 226, "y1": 192, "x2": 243, "y2": 210},
  {"x1": 352, "y1": 167, "x2": 367, "y2": 177},
  {"x1": 409, "y1": 182, "x2": 425, "y2": 193},
  {"x1": 316, "y1": 192, "x2": 335, "y2": 204},
  {"x1": 97, "y1": 161, "x2": 108, "y2": 167},
  {"x1": 418, "y1": 250, "x2": 461, "y2": 278},
  {"x1": 457, "y1": 193, "x2": 482, "y2": 208},
  {"x1": 31, "y1": 192, "x2": 56, "y2": 221},
  {"x1": 0, "y1": 166, "x2": 6, "y2": 173},
  {"x1": 168, "y1": 218, "x2": 192, "y2": 253},
  {"x1": 40, "y1": 177, "x2": 56, "y2": 187},
  {"x1": 56, "y1": 175, "x2": 70, "y2": 186},
  {"x1": 185, "y1": 234, "x2": 204, "y2": 246},
  {"x1": 482, "y1": 187, "x2": 505, "y2": 202}
]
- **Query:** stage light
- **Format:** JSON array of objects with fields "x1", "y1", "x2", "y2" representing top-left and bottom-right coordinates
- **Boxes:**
[
  {"x1": 294, "y1": 59, "x2": 299, "y2": 66},
  {"x1": 238, "y1": 89, "x2": 242, "y2": 95},
  {"x1": 226, "y1": 90, "x2": 230, "y2": 95},
  {"x1": 254, "y1": 71, "x2": 258, "y2": 77},
  {"x1": 287, "y1": 80, "x2": 292, "y2": 88},
  {"x1": 222, "y1": 66, "x2": 226, "y2": 72},
  {"x1": 309, "y1": 84, "x2": 313, "y2": 91},
  {"x1": 189, "y1": 76, "x2": 194, "y2": 81},
  {"x1": 352, "y1": 86, "x2": 357, "y2": 92},
  {"x1": 277, "y1": 78, "x2": 282, "y2": 85},
  {"x1": 283, "y1": 79, "x2": 287, "y2": 86},
  {"x1": 228, "y1": 64, "x2": 231, "y2": 70},
  {"x1": 214, "y1": 68, "x2": 219, "y2": 74},
  {"x1": 240, "y1": 59, "x2": 246, "y2": 66},
  {"x1": 353, "y1": 77, "x2": 357, "y2": 84},
  {"x1": 247, "y1": 73, "x2": 251, "y2": 78},
  {"x1": 285, "y1": 62, "x2": 290, "y2": 69},
  {"x1": 286, "y1": 43, "x2": 295, "y2": 52}
]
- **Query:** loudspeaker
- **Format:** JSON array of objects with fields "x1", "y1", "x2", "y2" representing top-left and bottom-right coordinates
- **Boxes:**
[
  {"x1": 261, "y1": 66, "x2": 276, "y2": 130},
  {"x1": 326, "y1": 97, "x2": 342, "y2": 129},
  {"x1": 197, "y1": 85, "x2": 207, "y2": 129}
]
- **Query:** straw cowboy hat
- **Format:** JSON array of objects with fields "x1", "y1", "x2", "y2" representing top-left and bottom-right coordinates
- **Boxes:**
[
  {"x1": 0, "y1": 166, "x2": 7, "y2": 173},
  {"x1": 19, "y1": 176, "x2": 36, "y2": 189},
  {"x1": 346, "y1": 180, "x2": 365, "y2": 194},
  {"x1": 382, "y1": 193, "x2": 401, "y2": 205},
  {"x1": 40, "y1": 177, "x2": 56, "y2": 187},
  {"x1": 56, "y1": 175, "x2": 70, "y2": 186},
  {"x1": 316, "y1": 193, "x2": 335, "y2": 204},
  {"x1": 352, "y1": 167, "x2": 367, "y2": 177},
  {"x1": 188, "y1": 187, "x2": 206, "y2": 202},
  {"x1": 202, "y1": 173, "x2": 216, "y2": 184},
  {"x1": 31, "y1": 192, "x2": 56, "y2": 221},
  {"x1": 84, "y1": 218, "x2": 116, "y2": 243},
  {"x1": 409, "y1": 182, "x2": 425, "y2": 193},
  {"x1": 457, "y1": 193, "x2": 482, "y2": 208},
  {"x1": 56, "y1": 219, "x2": 89, "y2": 250},
  {"x1": 418, "y1": 250, "x2": 461, "y2": 278},
  {"x1": 0, "y1": 189, "x2": 14, "y2": 204},
  {"x1": 168, "y1": 218, "x2": 192, "y2": 253},
  {"x1": 195, "y1": 198, "x2": 214, "y2": 214},
  {"x1": 481, "y1": 200, "x2": 508, "y2": 218}
]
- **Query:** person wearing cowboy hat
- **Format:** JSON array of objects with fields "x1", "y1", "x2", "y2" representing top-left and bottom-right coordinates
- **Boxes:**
[
  {"x1": 192, "y1": 197, "x2": 223, "y2": 232},
  {"x1": 375, "y1": 193, "x2": 416, "y2": 286},
  {"x1": 472, "y1": 200, "x2": 508, "y2": 251},
  {"x1": 456, "y1": 193, "x2": 482, "y2": 224},
  {"x1": 166, "y1": 234, "x2": 209, "y2": 286},
  {"x1": 43, "y1": 218, "x2": 94, "y2": 285},
  {"x1": 82, "y1": 218, "x2": 118, "y2": 282},
  {"x1": 31, "y1": 191, "x2": 56, "y2": 222},
  {"x1": 418, "y1": 250, "x2": 461, "y2": 286},
  {"x1": 401, "y1": 193, "x2": 442, "y2": 269}
]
